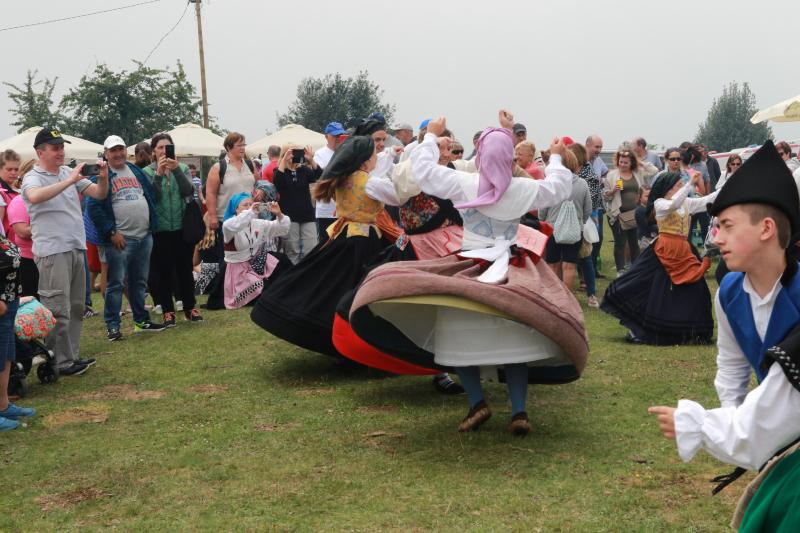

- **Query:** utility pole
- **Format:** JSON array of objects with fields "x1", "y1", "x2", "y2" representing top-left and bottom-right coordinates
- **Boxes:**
[{"x1": 190, "y1": 0, "x2": 209, "y2": 128}]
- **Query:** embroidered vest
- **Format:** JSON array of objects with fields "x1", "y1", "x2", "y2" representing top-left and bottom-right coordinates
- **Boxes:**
[
  {"x1": 400, "y1": 192, "x2": 462, "y2": 235},
  {"x1": 656, "y1": 207, "x2": 690, "y2": 237},
  {"x1": 326, "y1": 171, "x2": 402, "y2": 242},
  {"x1": 718, "y1": 267, "x2": 800, "y2": 382}
]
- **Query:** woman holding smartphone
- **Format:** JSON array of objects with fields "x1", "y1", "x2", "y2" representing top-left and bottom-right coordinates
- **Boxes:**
[
  {"x1": 272, "y1": 144, "x2": 322, "y2": 264},
  {"x1": 144, "y1": 132, "x2": 203, "y2": 326}
]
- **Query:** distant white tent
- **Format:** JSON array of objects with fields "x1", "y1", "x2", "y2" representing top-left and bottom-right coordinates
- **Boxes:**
[
  {"x1": 0, "y1": 127, "x2": 103, "y2": 162},
  {"x1": 128, "y1": 123, "x2": 225, "y2": 157},
  {"x1": 751, "y1": 94, "x2": 800, "y2": 124},
  {"x1": 246, "y1": 124, "x2": 325, "y2": 158}
]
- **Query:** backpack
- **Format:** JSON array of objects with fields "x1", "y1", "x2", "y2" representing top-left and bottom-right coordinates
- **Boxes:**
[
  {"x1": 218, "y1": 156, "x2": 254, "y2": 185},
  {"x1": 553, "y1": 200, "x2": 582, "y2": 244}
]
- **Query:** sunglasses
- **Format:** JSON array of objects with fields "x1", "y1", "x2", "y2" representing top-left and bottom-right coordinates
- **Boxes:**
[
  {"x1": 451, "y1": 149, "x2": 463, "y2": 155},
  {"x1": 778, "y1": 151, "x2": 787, "y2": 156},
  {"x1": 668, "y1": 157, "x2": 681, "y2": 162},
  {"x1": 730, "y1": 162, "x2": 742, "y2": 167}
]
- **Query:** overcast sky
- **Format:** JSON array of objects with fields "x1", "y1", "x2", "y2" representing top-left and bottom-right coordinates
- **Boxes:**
[{"x1": 1, "y1": 0, "x2": 797, "y2": 152}]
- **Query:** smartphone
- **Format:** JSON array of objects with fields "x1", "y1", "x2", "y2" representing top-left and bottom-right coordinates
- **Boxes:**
[
  {"x1": 81, "y1": 163, "x2": 101, "y2": 176},
  {"x1": 291, "y1": 149, "x2": 305, "y2": 164},
  {"x1": 165, "y1": 144, "x2": 176, "y2": 160}
]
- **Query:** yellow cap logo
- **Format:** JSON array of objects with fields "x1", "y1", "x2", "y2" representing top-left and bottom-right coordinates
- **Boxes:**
[{"x1": 50, "y1": 130, "x2": 62, "y2": 138}]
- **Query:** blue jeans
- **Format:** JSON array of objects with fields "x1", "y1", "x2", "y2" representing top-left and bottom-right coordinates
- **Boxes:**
[
  {"x1": 84, "y1": 250, "x2": 92, "y2": 307},
  {"x1": 102, "y1": 234, "x2": 153, "y2": 331},
  {"x1": 577, "y1": 256, "x2": 596, "y2": 297},
  {"x1": 591, "y1": 209, "x2": 604, "y2": 273}
]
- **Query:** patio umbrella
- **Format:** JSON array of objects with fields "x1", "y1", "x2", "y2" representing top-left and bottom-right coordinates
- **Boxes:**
[
  {"x1": 246, "y1": 124, "x2": 325, "y2": 158},
  {"x1": 750, "y1": 94, "x2": 800, "y2": 124},
  {"x1": 127, "y1": 123, "x2": 225, "y2": 157},
  {"x1": 0, "y1": 127, "x2": 104, "y2": 162}
]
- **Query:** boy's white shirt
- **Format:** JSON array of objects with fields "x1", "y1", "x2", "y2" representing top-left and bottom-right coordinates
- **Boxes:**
[{"x1": 674, "y1": 273, "x2": 800, "y2": 471}]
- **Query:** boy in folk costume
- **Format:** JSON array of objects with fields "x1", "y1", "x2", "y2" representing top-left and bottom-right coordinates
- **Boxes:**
[{"x1": 649, "y1": 141, "x2": 800, "y2": 531}]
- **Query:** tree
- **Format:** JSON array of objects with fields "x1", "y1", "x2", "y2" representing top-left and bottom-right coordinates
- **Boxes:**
[
  {"x1": 695, "y1": 82, "x2": 772, "y2": 152},
  {"x1": 277, "y1": 71, "x2": 395, "y2": 132},
  {"x1": 3, "y1": 70, "x2": 64, "y2": 132},
  {"x1": 58, "y1": 61, "x2": 219, "y2": 143}
]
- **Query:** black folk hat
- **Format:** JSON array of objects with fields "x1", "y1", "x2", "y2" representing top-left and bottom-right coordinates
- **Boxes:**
[{"x1": 708, "y1": 140, "x2": 800, "y2": 236}]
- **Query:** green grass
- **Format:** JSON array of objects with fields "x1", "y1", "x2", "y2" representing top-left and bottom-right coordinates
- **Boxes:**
[{"x1": 1, "y1": 246, "x2": 743, "y2": 532}]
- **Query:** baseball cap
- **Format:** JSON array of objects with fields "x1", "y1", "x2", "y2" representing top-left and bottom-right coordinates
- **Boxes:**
[
  {"x1": 324, "y1": 122, "x2": 346, "y2": 136},
  {"x1": 33, "y1": 127, "x2": 72, "y2": 149},
  {"x1": 103, "y1": 135, "x2": 127, "y2": 150},
  {"x1": 561, "y1": 136, "x2": 575, "y2": 146},
  {"x1": 419, "y1": 118, "x2": 431, "y2": 130},
  {"x1": 392, "y1": 122, "x2": 413, "y2": 132},
  {"x1": 512, "y1": 123, "x2": 527, "y2": 134}
]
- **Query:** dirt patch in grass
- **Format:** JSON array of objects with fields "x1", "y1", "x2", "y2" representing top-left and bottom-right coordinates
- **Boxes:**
[
  {"x1": 69, "y1": 384, "x2": 164, "y2": 402},
  {"x1": 255, "y1": 422, "x2": 300, "y2": 432},
  {"x1": 42, "y1": 404, "x2": 110, "y2": 429},
  {"x1": 356, "y1": 405, "x2": 397, "y2": 414},
  {"x1": 363, "y1": 430, "x2": 405, "y2": 452},
  {"x1": 185, "y1": 384, "x2": 228, "y2": 394},
  {"x1": 36, "y1": 487, "x2": 110, "y2": 511},
  {"x1": 294, "y1": 387, "x2": 335, "y2": 397}
]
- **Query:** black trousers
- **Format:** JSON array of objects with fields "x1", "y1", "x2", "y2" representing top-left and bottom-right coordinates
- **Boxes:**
[
  {"x1": 151, "y1": 230, "x2": 196, "y2": 313},
  {"x1": 610, "y1": 218, "x2": 639, "y2": 271},
  {"x1": 19, "y1": 256, "x2": 39, "y2": 299}
]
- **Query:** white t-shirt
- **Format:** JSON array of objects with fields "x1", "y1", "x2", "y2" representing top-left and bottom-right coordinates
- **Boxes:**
[{"x1": 313, "y1": 146, "x2": 336, "y2": 218}]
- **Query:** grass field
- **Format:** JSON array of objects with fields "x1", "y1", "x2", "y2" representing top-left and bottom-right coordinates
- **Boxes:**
[{"x1": 1, "y1": 248, "x2": 745, "y2": 532}]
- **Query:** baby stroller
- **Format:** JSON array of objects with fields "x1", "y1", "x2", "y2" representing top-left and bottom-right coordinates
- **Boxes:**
[{"x1": 8, "y1": 298, "x2": 58, "y2": 398}]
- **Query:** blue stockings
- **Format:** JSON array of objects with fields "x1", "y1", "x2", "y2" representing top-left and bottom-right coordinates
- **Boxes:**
[{"x1": 456, "y1": 363, "x2": 529, "y2": 415}]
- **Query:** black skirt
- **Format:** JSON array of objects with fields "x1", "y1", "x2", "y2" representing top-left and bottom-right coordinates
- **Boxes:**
[
  {"x1": 251, "y1": 228, "x2": 395, "y2": 357},
  {"x1": 600, "y1": 243, "x2": 713, "y2": 345}
]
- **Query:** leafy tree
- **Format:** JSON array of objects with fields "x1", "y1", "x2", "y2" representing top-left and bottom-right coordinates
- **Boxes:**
[
  {"x1": 695, "y1": 82, "x2": 772, "y2": 152},
  {"x1": 277, "y1": 71, "x2": 395, "y2": 132},
  {"x1": 3, "y1": 70, "x2": 64, "y2": 132},
  {"x1": 58, "y1": 60, "x2": 220, "y2": 144}
]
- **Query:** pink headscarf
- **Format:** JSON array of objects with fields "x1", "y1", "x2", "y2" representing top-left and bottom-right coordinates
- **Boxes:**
[{"x1": 454, "y1": 127, "x2": 514, "y2": 209}]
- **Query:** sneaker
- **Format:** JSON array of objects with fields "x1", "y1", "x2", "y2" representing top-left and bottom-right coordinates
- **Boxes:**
[
  {"x1": 433, "y1": 374, "x2": 465, "y2": 395},
  {"x1": 163, "y1": 312, "x2": 177, "y2": 328},
  {"x1": 185, "y1": 309, "x2": 204, "y2": 322},
  {"x1": 60, "y1": 362, "x2": 89, "y2": 376},
  {"x1": 458, "y1": 400, "x2": 492, "y2": 432},
  {"x1": 134, "y1": 320, "x2": 167, "y2": 333},
  {"x1": 0, "y1": 416, "x2": 19, "y2": 432},
  {"x1": 76, "y1": 358, "x2": 97, "y2": 367},
  {"x1": 107, "y1": 328, "x2": 123, "y2": 342},
  {"x1": 153, "y1": 304, "x2": 163, "y2": 315},
  {"x1": 0, "y1": 403, "x2": 36, "y2": 419},
  {"x1": 83, "y1": 306, "x2": 99, "y2": 318},
  {"x1": 587, "y1": 295, "x2": 599, "y2": 308},
  {"x1": 175, "y1": 300, "x2": 184, "y2": 312}
]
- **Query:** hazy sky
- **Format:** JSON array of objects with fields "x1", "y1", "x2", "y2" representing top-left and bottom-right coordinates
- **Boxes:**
[{"x1": 1, "y1": 0, "x2": 798, "y2": 152}]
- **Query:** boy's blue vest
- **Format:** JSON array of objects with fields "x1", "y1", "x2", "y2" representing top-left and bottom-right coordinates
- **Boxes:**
[{"x1": 718, "y1": 266, "x2": 800, "y2": 382}]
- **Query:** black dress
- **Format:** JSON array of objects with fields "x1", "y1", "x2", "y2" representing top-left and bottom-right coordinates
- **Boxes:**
[{"x1": 600, "y1": 242, "x2": 714, "y2": 345}]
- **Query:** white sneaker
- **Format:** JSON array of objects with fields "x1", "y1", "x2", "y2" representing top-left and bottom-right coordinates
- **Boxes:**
[
  {"x1": 176, "y1": 300, "x2": 184, "y2": 312},
  {"x1": 587, "y1": 295, "x2": 599, "y2": 308},
  {"x1": 153, "y1": 305, "x2": 162, "y2": 314}
]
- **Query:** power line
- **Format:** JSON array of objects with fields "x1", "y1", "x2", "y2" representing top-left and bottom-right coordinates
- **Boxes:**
[
  {"x1": 142, "y1": 1, "x2": 191, "y2": 65},
  {"x1": 0, "y1": 0, "x2": 161, "y2": 33}
]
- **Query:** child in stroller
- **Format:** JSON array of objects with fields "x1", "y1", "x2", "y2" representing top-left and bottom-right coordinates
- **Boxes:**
[{"x1": 8, "y1": 296, "x2": 57, "y2": 398}]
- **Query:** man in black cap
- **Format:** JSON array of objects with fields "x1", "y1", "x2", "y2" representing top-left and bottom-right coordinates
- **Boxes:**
[
  {"x1": 21, "y1": 128, "x2": 109, "y2": 376},
  {"x1": 649, "y1": 140, "x2": 800, "y2": 531},
  {"x1": 512, "y1": 123, "x2": 527, "y2": 146}
]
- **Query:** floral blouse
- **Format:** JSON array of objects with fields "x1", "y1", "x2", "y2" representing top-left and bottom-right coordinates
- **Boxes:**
[
  {"x1": 578, "y1": 163, "x2": 602, "y2": 210},
  {"x1": 0, "y1": 236, "x2": 21, "y2": 302}
]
